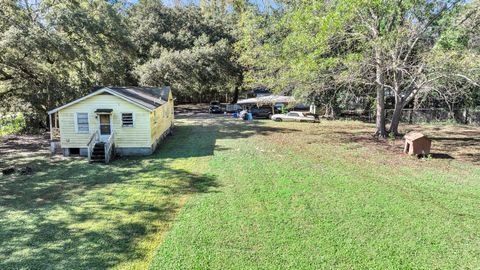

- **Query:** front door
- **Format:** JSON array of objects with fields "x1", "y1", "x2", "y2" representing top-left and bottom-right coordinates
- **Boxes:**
[{"x1": 99, "y1": 114, "x2": 112, "y2": 142}]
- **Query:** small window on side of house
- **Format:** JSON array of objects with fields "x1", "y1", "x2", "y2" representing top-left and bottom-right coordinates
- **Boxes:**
[
  {"x1": 122, "y1": 113, "x2": 134, "y2": 127},
  {"x1": 76, "y1": 113, "x2": 89, "y2": 133}
]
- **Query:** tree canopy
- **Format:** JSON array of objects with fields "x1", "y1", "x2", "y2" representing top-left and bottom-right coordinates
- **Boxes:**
[
  {"x1": 1, "y1": 0, "x2": 479, "y2": 134},
  {"x1": 236, "y1": 0, "x2": 480, "y2": 136}
]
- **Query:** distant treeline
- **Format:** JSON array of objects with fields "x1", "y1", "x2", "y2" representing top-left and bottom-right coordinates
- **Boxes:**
[
  {"x1": 1, "y1": 0, "x2": 479, "y2": 135},
  {"x1": 0, "y1": 0, "x2": 242, "y2": 130}
]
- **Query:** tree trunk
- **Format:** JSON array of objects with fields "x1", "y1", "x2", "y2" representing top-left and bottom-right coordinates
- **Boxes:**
[
  {"x1": 231, "y1": 85, "x2": 240, "y2": 104},
  {"x1": 375, "y1": 86, "x2": 387, "y2": 137},
  {"x1": 447, "y1": 103, "x2": 455, "y2": 120},
  {"x1": 324, "y1": 104, "x2": 336, "y2": 119},
  {"x1": 231, "y1": 72, "x2": 243, "y2": 104},
  {"x1": 389, "y1": 99, "x2": 404, "y2": 136},
  {"x1": 374, "y1": 56, "x2": 387, "y2": 137},
  {"x1": 464, "y1": 108, "x2": 469, "y2": 124}
]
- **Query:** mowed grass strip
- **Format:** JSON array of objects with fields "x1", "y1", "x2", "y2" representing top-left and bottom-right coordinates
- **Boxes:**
[
  {"x1": 0, "y1": 118, "x2": 218, "y2": 270},
  {"x1": 150, "y1": 119, "x2": 480, "y2": 269}
]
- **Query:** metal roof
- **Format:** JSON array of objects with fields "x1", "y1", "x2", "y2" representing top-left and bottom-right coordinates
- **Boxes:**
[
  {"x1": 48, "y1": 86, "x2": 171, "y2": 114},
  {"x1": 107, "y1": 86, "x2": 170, "y2": 110},
  {"x1": 237, "y1": 95, "x2": 296, "y2": 105}
]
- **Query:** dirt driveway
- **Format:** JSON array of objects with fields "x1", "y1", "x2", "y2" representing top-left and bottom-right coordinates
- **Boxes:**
[{"x1": 0, "y1": 134, "x2": 51, "y2": 170}]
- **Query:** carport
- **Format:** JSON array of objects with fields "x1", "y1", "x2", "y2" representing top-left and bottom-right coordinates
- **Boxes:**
[{"x1": 237, "y1": 95, "x2": 296, "y2": 114}]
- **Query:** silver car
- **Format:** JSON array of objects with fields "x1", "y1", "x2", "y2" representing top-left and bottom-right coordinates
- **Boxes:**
[{"x1": 271, "y1": 111, "x2": 317, "y2": 122}]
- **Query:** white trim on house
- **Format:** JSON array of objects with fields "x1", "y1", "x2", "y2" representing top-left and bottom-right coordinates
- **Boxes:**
[{"x1": 47, "y1": 88, "x2": 153, "y2": 115}]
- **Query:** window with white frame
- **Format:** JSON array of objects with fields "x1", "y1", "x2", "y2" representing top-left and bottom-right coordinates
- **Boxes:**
[
  {"x1": 76, "y1": 113, "x2": 89, "y2": 133},
  {"x1": 122, "y1": 113, "x2": 134, "y2": 127}
]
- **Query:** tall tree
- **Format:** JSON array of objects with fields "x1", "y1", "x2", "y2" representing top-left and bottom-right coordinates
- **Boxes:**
[
  {"x1": 0, "y1": 0, "x2": 134, "y2": 127},
  {"x1": 129, "y1": 0, "x2": 241, "y2": 102},
  {"x1": 237, "y1": 0, "x2": 480, "y2": 136}
]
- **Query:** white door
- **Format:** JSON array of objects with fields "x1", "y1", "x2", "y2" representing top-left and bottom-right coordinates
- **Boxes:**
[{"x1": 99, "y1": 114, "x2": 112, "y2": 142}]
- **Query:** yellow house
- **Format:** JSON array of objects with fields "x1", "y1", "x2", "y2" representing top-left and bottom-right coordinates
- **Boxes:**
[{"x1": 48, "y1": 86, "x2": 174, "y2": 162}]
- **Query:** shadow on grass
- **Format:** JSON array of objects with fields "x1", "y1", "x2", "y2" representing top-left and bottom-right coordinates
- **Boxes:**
[
  {"x1": 430, "y1": 137, "x2": 480, "y2": 142},
  {"x1": 0, "y1": 115, "x2": 298, "y2": 269},
  {"x1": 429, "y1": 153, "x2": 455, "y2": 160},
  {"x1": 0, "y1": 158, "x2": 218, "y2": 269}
]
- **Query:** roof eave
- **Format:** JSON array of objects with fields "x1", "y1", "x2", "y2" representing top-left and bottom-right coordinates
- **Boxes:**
[
  {"x1": 47, "y1": 87, "x2": 154, "y2": 114},
  {"x1": 47, "y1": 88, "x2": 110, "y2": 114},
  {"x1": 103, "y1": 87, "x2": 154, "y2": 112}
]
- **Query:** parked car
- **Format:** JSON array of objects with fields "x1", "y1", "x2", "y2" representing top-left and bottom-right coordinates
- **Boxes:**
[
  {"x1": 209, "y1": 105, "x2": 222, "y2": 114},
  {"x1": 209, "y1": 101, "x2": 222, "y2": 114},
  {"x1": 271, "y1": 111, "x2": 317, "y2": 122},
  {"x1": 249, "y1": 106, "x2": 280, "y2": 119}
]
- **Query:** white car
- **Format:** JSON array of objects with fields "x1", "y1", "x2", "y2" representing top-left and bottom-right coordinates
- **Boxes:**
[{"x1": 271, "y1": 111, "x2": 317, "y2": 122}]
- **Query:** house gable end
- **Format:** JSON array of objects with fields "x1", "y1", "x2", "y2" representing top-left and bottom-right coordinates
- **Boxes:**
[{"x1": 48, "y1": 88, "x2": 153, "y2": 115}]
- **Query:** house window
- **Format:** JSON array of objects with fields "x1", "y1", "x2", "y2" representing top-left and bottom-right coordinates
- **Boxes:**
[
  {"x1": 122, "y1": 113, "x2": 134, "y2": 127},
  {"x1": 76, "y1": 113, "x2": 89, "y2": 133}
]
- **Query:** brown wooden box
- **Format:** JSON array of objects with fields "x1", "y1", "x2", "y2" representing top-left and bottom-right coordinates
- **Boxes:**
[{"x1": 404, "y1": 132, "x2": 432, "y2": 156}]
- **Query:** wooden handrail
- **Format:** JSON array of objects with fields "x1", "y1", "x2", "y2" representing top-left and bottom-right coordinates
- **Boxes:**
[
  {"x1": 87, "y1": 130, "x2": 99, "y2": 162},
  {"x1": 104, "y1": 131, "x2": 115, "y2": 164},
  {"x1": 87, "y1": 130, "x2": 99, "y2": 146},
  {"x1": 86, "y1": 130, "x2": 114, "y2": 163}
]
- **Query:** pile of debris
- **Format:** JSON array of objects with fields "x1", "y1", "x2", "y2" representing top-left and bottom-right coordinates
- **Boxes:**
[{"x1": 2, "y1": 166, "x2": 33, "y2": 176}]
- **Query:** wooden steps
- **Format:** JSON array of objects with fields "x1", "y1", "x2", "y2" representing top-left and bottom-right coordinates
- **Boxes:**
[
  {"x1": 90, "y1": 142, "x2": 106, "y2": 163},
  {"x1": 87, "y1": 131, "x2": 115, "y2": 164}
]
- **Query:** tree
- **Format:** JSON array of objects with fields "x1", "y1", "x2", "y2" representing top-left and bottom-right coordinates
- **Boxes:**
[
  {"x1": 341, "y1": 0, "x2": 480, "y2": 136},
  {"x1": 237, "y1": 0, "x2": 480, "y2": 137},
  {"x1": 129, "y1": 0, "x2": 241, "y2": 103},
  {"x1": 135, "y1": 37, "x2": 238, "y2": 102},
  {"x1": 0, "y1": 0, "x2": 134, "y2": 128}
]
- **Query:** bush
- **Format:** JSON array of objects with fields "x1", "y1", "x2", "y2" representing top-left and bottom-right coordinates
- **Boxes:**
[{"x1": 0, "y1": 113, "x2": 26, "y2": 136}]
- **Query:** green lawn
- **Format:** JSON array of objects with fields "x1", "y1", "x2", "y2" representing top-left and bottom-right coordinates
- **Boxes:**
[
  {"x1": 1, "y1": 116, "x2": 480, "y2": 269},
  {"x1": 150, "y1": 118, "x2": 480, "y2": 269},
  {"x1": 0, "y1": 117, "x2": 217, "y2": 269}
]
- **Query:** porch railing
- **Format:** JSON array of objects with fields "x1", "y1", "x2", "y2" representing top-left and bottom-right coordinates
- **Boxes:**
[
  {"x1": 87, "y1": 130, "x2": 100, "y2": 162},
  {"x1": 104, "y1": 131, "x2": 115, "y2": 164}
]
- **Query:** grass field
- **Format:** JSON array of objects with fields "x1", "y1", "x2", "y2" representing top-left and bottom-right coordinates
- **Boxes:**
[
  {"x1": 149, "y1": 117, "x2": 480, "y2": 269},
  {"x1": 1, "y1": 115, "x2": 479, "y2": 269},
  {"x1": 0, "y1": 117, "x2": 217, "y2": 269}
]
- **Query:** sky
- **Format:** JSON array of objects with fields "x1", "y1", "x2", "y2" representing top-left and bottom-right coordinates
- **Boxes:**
[
  {"x1": 125, "y1": 0, "x2": 274, "y2": 10},
  {"x1": 21, "y1": 0, "x2": 275, "y2": 13}
]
